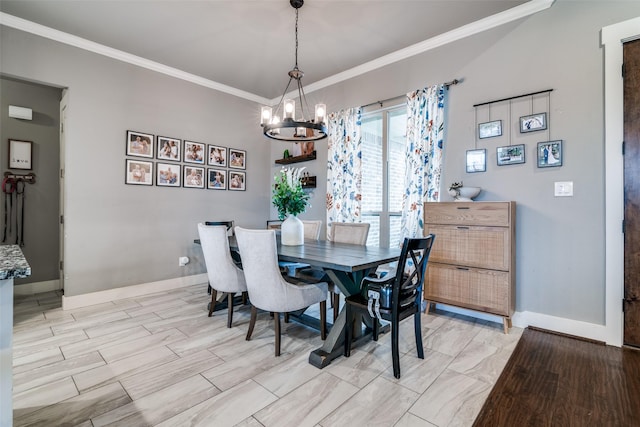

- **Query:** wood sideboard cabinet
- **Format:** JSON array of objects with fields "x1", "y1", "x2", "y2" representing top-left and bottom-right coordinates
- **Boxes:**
[{"x1": 423, "y1": 201, "x2": 516, "y2": 333}]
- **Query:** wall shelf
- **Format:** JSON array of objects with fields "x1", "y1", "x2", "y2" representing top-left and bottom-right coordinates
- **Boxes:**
[{"x1": 275, "y1": 151, "x2": 316, "y2": 165}]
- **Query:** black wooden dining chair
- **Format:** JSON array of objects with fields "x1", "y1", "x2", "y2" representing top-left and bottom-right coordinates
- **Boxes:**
[{"x1": 344, "y1": 234, "x2": 435, "y2": 379}]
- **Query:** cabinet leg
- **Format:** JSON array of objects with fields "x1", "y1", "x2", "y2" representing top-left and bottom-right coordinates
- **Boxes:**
[{"x1": 503, "y1": 317, "x2": 511, "y2": 334}]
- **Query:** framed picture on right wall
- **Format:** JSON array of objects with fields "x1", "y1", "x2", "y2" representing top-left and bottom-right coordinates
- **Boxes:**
[{"x1": 537, "y1": 140, "x2": 563, "y2": 168}]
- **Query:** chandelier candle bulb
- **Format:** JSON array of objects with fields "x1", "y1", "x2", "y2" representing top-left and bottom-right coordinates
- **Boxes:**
[
  {"x1": 284, "y1": 99, "x2": 295, "y2": 119},
  {"x1": 315, "y1": 104, "x2": 326, "y2": 124},
  {"x1": 261, "y1": 106, "x2": 272, "y2": 125}
]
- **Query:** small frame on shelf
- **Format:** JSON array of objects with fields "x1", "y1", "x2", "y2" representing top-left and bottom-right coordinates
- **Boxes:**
[
  {"x1": 207, "y1": 168, "x2": 227, "y2": 190},
  {"x1": 8, "y1": 139, "x2": 33, "y2": 170},
  {"x1": 184, "y1": 166, "x2": 205, "y2": 188},
  {"x1": 520, "y1": 112, "x2": 547, "y2": 133},
  {"x1": 156, "y1": 136, "x2": 181, "y2": 162},
  {"x1": 229, "y1": 149, "x2": 246, "y2": 170},
  {"x1": 478, "y1": 120, "x2": 502, "y2": 139},
  {"x1": 537, "y1": 140, "x2": 563, "y2": 168},
  {"x1": 125, "y1": 159, "x2": 153, "y2": 185},
  {"x1": 157, "y1": 163, "x2": 180, "y2": 187},
  {"x1": 229, "y1": 171, "x2": 246, "y2": 191},
  {"x1": 184, "y1": 141, "x2": 205, "y2": 164},
  {"x1": 208, "y1": 145, "x2": 227, "y2": 167},
  {"x1": 275, "y1": 151, "x2": 317, "y2": 165},
  {"x1": 301, "y1": 175, "x2": 316, "y2": 188},
  {"x1": 466, "y1": 149, "x2": 486, "y2": 173},
  {"x1": 126, "y1": 130, "x2": 154, "y2": 158},
  {"x1": 497, "y1": 144, "x2": 525, "y2": 166}
]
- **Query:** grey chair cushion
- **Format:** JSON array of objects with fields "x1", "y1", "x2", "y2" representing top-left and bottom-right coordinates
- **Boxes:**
[{"x1": 198, "y1": 223, "x2": 247, "y2": 294}]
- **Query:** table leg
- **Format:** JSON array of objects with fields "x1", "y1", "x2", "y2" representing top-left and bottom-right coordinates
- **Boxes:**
[{"x1": 308, "y1": 268, "x2": 385, "y2": 369}]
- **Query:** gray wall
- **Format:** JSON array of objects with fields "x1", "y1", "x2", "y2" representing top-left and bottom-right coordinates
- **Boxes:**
[
  {"x1": 2, "y1": 1, "x2": 639, "y2": 327},
  {"x1": 0, "y1": 28, "x2": 270, "y2": 297},
  {"x1": 274, "y1": 1, "x2": 640, "y2": 325},
  {"x1": 0, "y1": 77, "x2": 61, "y2": 284}
]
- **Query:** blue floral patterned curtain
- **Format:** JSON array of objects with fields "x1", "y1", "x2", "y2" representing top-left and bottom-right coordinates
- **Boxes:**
[
  {"x1": 400, "y1": 85, "x2": 446, "y2": 239},
  {"x1": 326, "y1": 108, "x2": 363, "y2": 236}
]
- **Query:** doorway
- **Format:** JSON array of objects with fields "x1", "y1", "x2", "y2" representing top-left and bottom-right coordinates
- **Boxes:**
[{"x1": 624, "y1": 39, "x2": 640, "y2": 347}]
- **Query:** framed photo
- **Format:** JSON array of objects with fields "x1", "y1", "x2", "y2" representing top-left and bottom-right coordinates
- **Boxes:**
[
  {"x1": 520, "y1": 113, "x2": 547, "y2": 133},
  {"x1": 229, "y1": 171, "x2": 246, "y2": 191},
  {"x1": 229, "y1": 149, "x2": 246, "y2": 170},
  {"x1": 208, "y1": 145, "x2": 227, "y2": 167},
  {"x1": 184, "y1": 166, "x2": 205, "y2": 189},
  {"x1": 478, "y1": 120, "x2": 502, "y2": 139},
  {"x1": 156, "y1": 162, "x2": 181, "y2": 187},
  {"x1": 156, "y1": 136, "x2": 181, "y2": 162},
  {"x1": 207, "y1": 168, "x2": 227, "y2": 190},
  {"x1": 497, "y1": 144, "x2": 525, "y2": 166},
  {"x1": 8, "y1": 139, "x2": 33, "y2": 170},
  {"x1": 537, "y1": 140, "x2": 563, "y2": 168},
  {"x1": 126, "y1": 130, "x2": 154, "y2": 158},
  {"x1": 466, "y1": 149, "x2": 487, "y2": 173},
  {"x1": 184, "y1": 141, "x2": 205, "y2": 164},
  {"x1": 125, "y1": 159, "x2": 153, "y2": 185}
]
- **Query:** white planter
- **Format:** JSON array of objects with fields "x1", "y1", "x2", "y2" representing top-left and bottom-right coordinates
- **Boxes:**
[{"x1": 281, "y1": 215, "x2": 304, "y2": 245}]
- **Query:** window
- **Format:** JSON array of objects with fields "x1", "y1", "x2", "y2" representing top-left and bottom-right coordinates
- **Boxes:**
[{"x1": 361, "y1": 106, "x2": 407, "y2": 248}]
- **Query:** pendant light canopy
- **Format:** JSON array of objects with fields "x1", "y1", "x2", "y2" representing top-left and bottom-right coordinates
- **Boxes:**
[{"x1": 260, "y1": 0, "x2": 328, "y2": 141}]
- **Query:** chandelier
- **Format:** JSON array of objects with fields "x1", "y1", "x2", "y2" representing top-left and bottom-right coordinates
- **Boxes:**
[{"x1": 260, "y1": 0, "x2": 328, "y2": 142}]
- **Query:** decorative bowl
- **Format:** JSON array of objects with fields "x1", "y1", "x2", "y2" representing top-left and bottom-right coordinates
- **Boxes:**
[{"x1": 451, "y1": 186, "x2": 481, "y2": 202}]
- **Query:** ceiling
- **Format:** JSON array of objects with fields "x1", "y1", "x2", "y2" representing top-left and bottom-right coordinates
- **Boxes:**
[{"x1": 0, "y1": 0, "x2": 545, "y2": 103}]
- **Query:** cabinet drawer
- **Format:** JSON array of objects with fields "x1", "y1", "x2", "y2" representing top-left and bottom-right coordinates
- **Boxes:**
[
  {"x1": 425, "y1": 224, "x2": 510, "y2": 271},
  {"x1": 425, "y1": 263, "x2": 510, "y2": 316},
  {"x1": 424, "y1": 202, "x2": 512, "y2": 226}
]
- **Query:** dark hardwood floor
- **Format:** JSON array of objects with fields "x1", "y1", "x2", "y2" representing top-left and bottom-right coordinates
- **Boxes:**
[{"x1": 473, "y1": 327, "x2": 640, "y2": 426}]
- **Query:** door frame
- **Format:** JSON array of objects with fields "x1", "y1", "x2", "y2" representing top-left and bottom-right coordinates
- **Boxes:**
[{"x1": 603, "y1": 16, "x2": 640, "y2": 347}]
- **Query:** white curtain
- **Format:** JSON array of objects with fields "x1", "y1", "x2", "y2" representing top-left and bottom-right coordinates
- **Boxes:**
[
  {"x1": 326, "y1": 108, "x2": 363, "y2": 237},
  {"x1": 400, "y1": 85, "x2": 446, "y2": 239}
]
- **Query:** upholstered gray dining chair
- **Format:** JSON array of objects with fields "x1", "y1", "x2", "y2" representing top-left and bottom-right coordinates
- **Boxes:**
[
  {"x1": 235, "y1": 227, "x2": 328, "y2": 356},
  {"x1": 198, "y1": 223, "x2": 247, "y2": 328},
  {"x1": 302, "y1": 220, "x2": 322, "y2": 240}
]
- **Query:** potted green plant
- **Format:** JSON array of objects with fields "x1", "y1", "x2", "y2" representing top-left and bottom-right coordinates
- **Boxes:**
[{"x1": 273, "y1": 167, "x2": 310, "y2": 245}]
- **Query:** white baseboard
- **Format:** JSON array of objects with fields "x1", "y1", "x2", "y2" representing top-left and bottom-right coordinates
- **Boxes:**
[
  {"x1": 62, "y1": 273, "x2": 208, "y2": 310},
  {"x1": 512, "y1": 310, "x2": 609, "y2": 344},
  {"x1": 433, "y1": 303, "x2": 612, "y2": 346},
  {"x1": 14, "y1": 279, "x2": 61, "y2": 296}
]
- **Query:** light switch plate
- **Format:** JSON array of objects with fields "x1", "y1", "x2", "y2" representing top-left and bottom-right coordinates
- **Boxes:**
[{"x1": 554, "y1": 181, "x2": 573, "y2": 197}]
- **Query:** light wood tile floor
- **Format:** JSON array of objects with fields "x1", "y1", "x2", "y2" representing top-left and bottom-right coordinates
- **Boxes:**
[{"x1": 12, "y1": 284, "x2": 522, "y2": 426}]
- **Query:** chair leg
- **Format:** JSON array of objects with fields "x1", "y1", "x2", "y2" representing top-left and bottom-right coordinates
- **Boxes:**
[
  {"x1": 344, "y1": 303, "x2": 352, "y2": 357},
  {"x1": 414, "y1": 310, "x2": 424, "y2": 359},
  {"x1": 373, "y1": 318, "x2": 380, "y2": 341},
  {"x1": 207, "y1": 282, "x2": 212, "y2": 295},
  {"x1": 320, "y1": 300, "x2": 327, "y2": 340},
  {"x1": 284, "y1": 313, "x2": 290, "y2": 323},
  {"x1": 392, "y1": 318, "x2": 401, "y2": 379},
  {"x1": 227, "y1": 293, "x2": 234, "y2": 328},
  {"x1": 274, "y1": 312, "x2": 281, "y2": 357},
  {"x1": 208, "y1": 289, "x2": 217, "y2": 317},
  {"x1": 242, "y1": 291, "x2": 248, "y2": 305},
  {"x1": 246, "y1": 305, "x2": 257, "y2": 341},
  {"x1": 332, "y1": 292, "x2": 340, "y2": 322}
]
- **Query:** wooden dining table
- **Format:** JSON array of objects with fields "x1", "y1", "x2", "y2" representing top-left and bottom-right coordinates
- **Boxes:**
[{"x1": 229, "y1": 235, "x2": 401, "y2": 368}]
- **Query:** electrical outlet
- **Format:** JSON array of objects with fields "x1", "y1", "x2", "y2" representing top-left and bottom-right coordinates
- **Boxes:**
[{"x1": 178, "y1": 256, "x2": 189, "y2": 267}]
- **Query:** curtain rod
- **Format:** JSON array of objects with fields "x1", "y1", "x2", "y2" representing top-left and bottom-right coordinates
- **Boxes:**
[
  {"x1": 361, "y1": 78, "x2": 460, "y2": 109},
  {"x1": 473, "y1": 89, "x2": 553, "y2": 108}
]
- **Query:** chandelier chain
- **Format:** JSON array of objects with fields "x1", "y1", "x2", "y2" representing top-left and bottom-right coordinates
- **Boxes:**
[{"x1": 294, "y1": 8, "x2": 299, "y2": 69}]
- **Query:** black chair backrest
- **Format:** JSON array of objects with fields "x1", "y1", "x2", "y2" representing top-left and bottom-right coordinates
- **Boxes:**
[{"x1": 392, "y1": 234, "x2": 436, "y2": 309}]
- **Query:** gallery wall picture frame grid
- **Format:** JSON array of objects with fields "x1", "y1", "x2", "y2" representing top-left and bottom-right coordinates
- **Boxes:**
[
  {"x1": 156, "y1": 162, "x2": 181, "y2": 187},
  {"x1": 228, "y1": 171, "x2": 246, "y2": 191},
  {"x1": 156, "y1": 136, "x2": 181, "y2": 162},
  {"x1": 207, "y1": 168, "x2": 227, "y2": 190},
  {"x1": 8, "y1": 139, "x2": 33, "y2": 170},
  {"x1": 126, "y1": 130, "x2": 154, "y2": 158},
  {"x1": 125, "y1": 159, "x2": 153, "y2": 186},
  {"x1": 184, "y1": 166, "x2": 205, "y2": 189}
]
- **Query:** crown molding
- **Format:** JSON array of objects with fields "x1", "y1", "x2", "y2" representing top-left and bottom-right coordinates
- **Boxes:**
[
  {"x1": 1, "y1": 0, "x2": 554, "y2": 106},
  {"x1": 0, "y1": 12, "x2": 271, "y2": 105}
]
